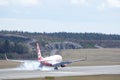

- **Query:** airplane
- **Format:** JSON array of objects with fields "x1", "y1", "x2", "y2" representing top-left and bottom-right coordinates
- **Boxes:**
[
  {"x1": 36, "y1": 43, "x2": 86, "y2": 70},
  {"x1": 5, "y1": 43, "x2": 86, "y2": 70}
]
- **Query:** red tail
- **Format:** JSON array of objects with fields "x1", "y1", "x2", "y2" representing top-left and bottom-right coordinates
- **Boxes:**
[{"x1": 36, "y1": 43, "x2": 43, "y2": 61}]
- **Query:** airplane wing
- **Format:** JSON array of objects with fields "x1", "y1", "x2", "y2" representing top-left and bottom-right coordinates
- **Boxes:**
[
  {"x1": 53, "y1": 58, "x2": 86, "y2": 67},
  {"x1": 6, "y1": 59, "x2": 24, "y2": 63},
  {"x1": 5, "y1": 54, "x2": 24, "y2": 63}
]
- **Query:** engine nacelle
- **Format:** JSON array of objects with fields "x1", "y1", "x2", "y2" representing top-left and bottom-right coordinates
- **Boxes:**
[{"x1": 61, "y1": 64, "x2": 66, "y2": 67}]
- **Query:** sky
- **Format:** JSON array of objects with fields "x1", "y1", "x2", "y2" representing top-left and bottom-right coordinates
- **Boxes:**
[{"x1": 0, "y1": 0, "x2": 120, "y2": 34}]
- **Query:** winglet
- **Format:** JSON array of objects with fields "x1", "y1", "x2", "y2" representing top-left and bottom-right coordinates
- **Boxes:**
[
  {"x1": 5, "y1": 54, "x2": 8, "y2": 61},
  {"x1": 36, "y1": 43, "x2": 43, "y2": 62}
]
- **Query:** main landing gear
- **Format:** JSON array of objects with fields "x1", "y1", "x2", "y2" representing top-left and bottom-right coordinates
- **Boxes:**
[{"x1": 54, "y1": 67, "x2": 58, "y2": 70}]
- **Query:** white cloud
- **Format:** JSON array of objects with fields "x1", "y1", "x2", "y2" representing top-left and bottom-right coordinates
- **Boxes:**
[
  {"x1": 0, "y1": 0, "x2": 9, "y2": 6},
  {"x1": 107, "y1": 0, "x2": 120, "y2": 8},
  {"x1": 98, "y1": 0, "x2": 120, "y2": 10},
  {"x1": 0, "y1": 0, "x2": 41, "y2": 7},
  {"x1": 71, "y1": 0, "x2": 88, "y2": 6},
  {"x1": 97, "y1": 2, "x2": 106, "y2": 11},
  {"x1": 17, "y1": 0, "x2": 40, "y2": 6}
]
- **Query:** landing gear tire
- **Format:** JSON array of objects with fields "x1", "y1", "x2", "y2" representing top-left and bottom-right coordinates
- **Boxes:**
[{"x1": 54, "y1": 67, "x2": 58, "y2": 70}]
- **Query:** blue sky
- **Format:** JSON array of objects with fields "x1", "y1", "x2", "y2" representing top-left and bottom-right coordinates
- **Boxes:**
[{"x1": 0, "y1": 0, "x2": 120, "y2": 34}]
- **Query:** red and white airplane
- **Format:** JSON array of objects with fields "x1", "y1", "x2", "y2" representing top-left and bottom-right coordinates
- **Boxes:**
[
  {"x1": 5, "y1": 43, "x2": 85, "y2": 70},
  {"x1": 36, "y1": 43, "x2": 85, "y2": 70}
]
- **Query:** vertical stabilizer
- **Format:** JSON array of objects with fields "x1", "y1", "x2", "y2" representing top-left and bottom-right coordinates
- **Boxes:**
[{"x1": 36, "y1": 43, "x2": 43, "y2": 61}]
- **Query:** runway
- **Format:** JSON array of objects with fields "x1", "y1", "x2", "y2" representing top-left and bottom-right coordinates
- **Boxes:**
[{"x1": 0, "y1": 65, "x2": 120, "y2": 80}]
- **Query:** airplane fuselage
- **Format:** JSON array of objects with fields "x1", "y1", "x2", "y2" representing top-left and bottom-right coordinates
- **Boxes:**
[{"x1": 39, "y1": 55, "x2": 62, "y2": 66}]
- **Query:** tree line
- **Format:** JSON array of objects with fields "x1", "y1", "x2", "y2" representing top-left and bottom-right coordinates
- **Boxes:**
[
  {"x1": 0, "y1": 40, "x2": 29, "y2": 54},
  {"x1": 45, "y1": 32, "x2": 120, "y2": 40},
  {"x1": 1, "y1": 30, "x2": 120, "y2": 59},
  {"x1": 1, "y1": 31, "x2": 120, "y2": 41}
]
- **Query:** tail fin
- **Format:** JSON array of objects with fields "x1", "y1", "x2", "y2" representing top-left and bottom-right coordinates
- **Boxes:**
[{"x1": 36, "y1": 43, "x2": 43, "y2": 62}]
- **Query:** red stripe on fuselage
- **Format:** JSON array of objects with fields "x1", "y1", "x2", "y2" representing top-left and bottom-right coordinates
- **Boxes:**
[{"x1": 40, "y1": 61, "x2": 52, "y2": 66}]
